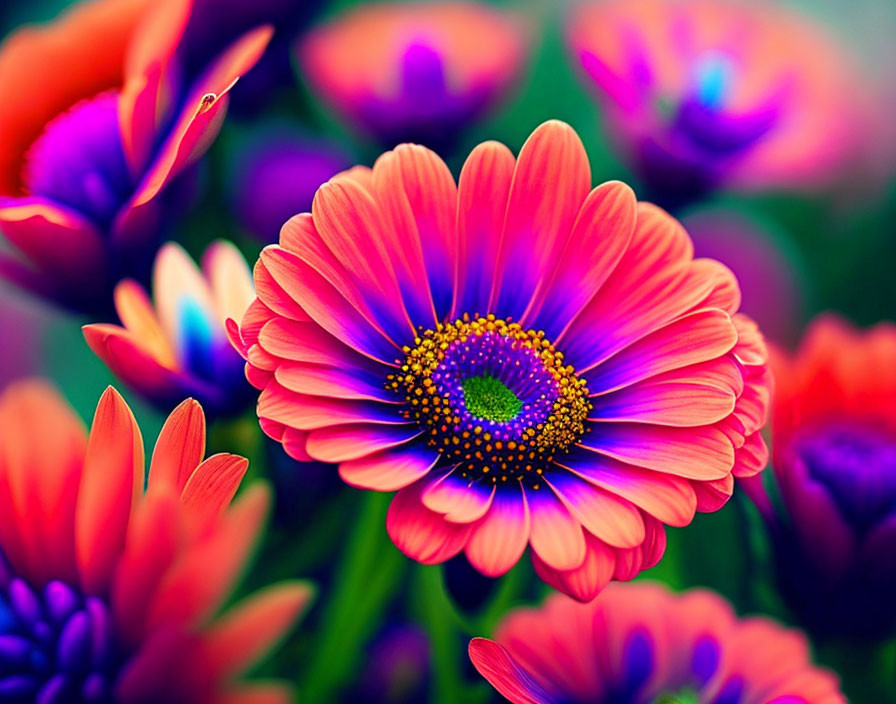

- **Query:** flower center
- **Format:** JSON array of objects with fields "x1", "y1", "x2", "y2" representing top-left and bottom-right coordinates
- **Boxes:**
[
  {"x1": 461, "y1": 375, "x2": 522, "y2": 423},
  {"x1": 388, "y1": 315, "x2": 591, "y2": 486},
  {"x1": 795, "y1": 422, "x2": 896, "y2": 532},
  {"x1": 23, "y1": 90, "x2": 133, "y2": 226},
  {"x1": 652, "y1": 689, "x2": 700, "y2": 704},
  {"x1": 0, "y1": 570, "x2": 121, "y2": 702}
]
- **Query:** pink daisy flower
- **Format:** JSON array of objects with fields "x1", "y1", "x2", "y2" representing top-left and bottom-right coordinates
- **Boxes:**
[
  {"x1": 470, "y1": 582, "x2": 845, "y2": 704},
  {"x1": 0, "y1": 380, "x2": 310, "y2": 703},
  {"x1": 229, "y1": 120, "x2": 771, "y2": 602}
]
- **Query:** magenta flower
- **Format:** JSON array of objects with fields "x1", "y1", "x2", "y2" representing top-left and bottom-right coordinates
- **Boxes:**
[
  {"x1": 229, "y1": 120, "x2": 771, "y2": 602},
  {"x1": 0, "y1": 0, "x2": 271, "y2": 314},
  {"x1": 470, "y1": 583, "x2": 845, "y2": 704},
  {"x1": 568, "y1": 0, "x2": 881, "y2": 203},
  {"x1": 298, "y1": 2, "x2": 528, "y2": 151}
]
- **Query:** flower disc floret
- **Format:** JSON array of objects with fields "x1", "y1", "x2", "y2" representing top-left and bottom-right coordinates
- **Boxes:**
[{"x1": 387, "y1": 315, "x2": 591, "y2": 487}]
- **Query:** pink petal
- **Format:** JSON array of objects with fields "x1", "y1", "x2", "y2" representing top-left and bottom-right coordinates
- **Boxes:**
[
  {"x1": 557, "y1": 449, "x2": 697, "y2": 527},
  {"x1": 339, "y1": 442, "x2": 439, "y2": 491},
  {"x1": 580, "y1": 423, "x2": 734, "y2": 480},
  {"x1": 258, "y1": 381, "x2": 407, "y2": 430},
  {"x1": 371, "y1": 143, "x2": 457, "y2": 321},
  {"x1": 452, "y1": 141, "x2": 515, "y2": 319},
  {"x1": 0, "y1": 197, "x2": 106, "y2": 289},
  {"x1": 305, "y1": 423, "x2": 422, "y2": 463},
  {"x1": 465, "y1": 486, "x2": 530, "y2": 577},
  {"x1": 258, "y1": 317, "x2": 388, "y2": 374},
  {"x1": 531, "y1": 532, "x2": 616, "y2": 603},
  {"x1": 147, "y1": 398, "x2": 206, "y2": 493},
  {"x1": 274, "y1": 362, "x2": 397, "y2": 403},
  {"x1": 116, "y1": 25, "x2": 273, "y2": 241},
  {"x1": 468, "y1": 639, "x2": 556, "y2": 704},
  {"x1": 492, "y1": 120, "x2": 591, "y2": 321},
  {"x1": 420, "y1": 471, "x2": 495, "y2": 523},
  {"x1": 546, "y1": 472, "x2": 644, "y2": 548},
  {"x1": 76, "y1": 387, "x2": 144, "y2": 595},
  {"x1": 584, "y1": 308, "x2": 739, "y2": 394},
  {"x1": 386, "y1": 480, "x2": 473, "y2": 564},
  {"x1": 527, "y1": 488, "x2": 586, "y2": 571},
  {"x1": 118, "y1": 0, "x2": 191, "y2": 173},
  {"x1": 287, "y1": 202, "x2": 415, "y2": 345},
  {"x1": 589, "y1": 373, "x2": 736, "y2": 427},
  {"x1": 259, "y1": 246, "x2": 399, "y2": 365},
  {"x1": 524, "y1": 180, "x2": 637, "y2": 339}
]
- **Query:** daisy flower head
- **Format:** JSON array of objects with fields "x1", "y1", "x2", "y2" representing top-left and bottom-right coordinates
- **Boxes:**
[{"x1": 230, "y1": 119, "x2": 771, "y2": 602}]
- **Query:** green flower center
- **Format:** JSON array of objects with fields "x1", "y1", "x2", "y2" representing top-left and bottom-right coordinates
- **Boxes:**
[
  {"x1": 652, "y1": 688, "x2": 700, "y2": 704},
  {"x1": 461, "y1": 374, "x2": 522, "y2": 422}
]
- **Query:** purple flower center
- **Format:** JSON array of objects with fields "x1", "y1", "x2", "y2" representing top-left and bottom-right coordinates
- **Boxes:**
[
  {"x1": 23, "y1": 91, "x2": 133, "y2": 226},
  {"x1": 795, "y1": 423, "x2": 896, "y2": 532},
  {"x1": 0, "y1": 566, "x2": 120, "y2": 703},
  {"x1": 388, "y1": 316, "x2": 591, "y2": 487}
]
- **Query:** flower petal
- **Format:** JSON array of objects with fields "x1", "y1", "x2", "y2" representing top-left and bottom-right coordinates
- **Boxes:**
[
  {"x1": 76, "y1": 387, "x2": 144, "y2": 595},
  {"x1": 305, "y1": 423, "x2": 422, "y2": 463},
  {"x1": 465, "y1": 485, "x2": 530, "y2": 577},
  {"x1": 468, "y1": 638, "x2": 557, "y2": 704},
  {"x1": 492, "y1": 120, "x2": 591, "y2": 321},
  {"x1": 339, "y1": 442, "x2": 439, "y2": 491},
  {"x1": 527, "y1": 488, "x2": 586, "y2": 571},
  {"x1": 386, "y1": 480, "x2": 473, "y2": 564}
]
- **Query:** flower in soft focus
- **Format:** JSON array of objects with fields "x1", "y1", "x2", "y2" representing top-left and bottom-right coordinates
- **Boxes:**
[
  {"x1": 469, "y1": 582, "x2": 845, "y2": 704},
  {"x1": 0, "y1": 0, "x2": 271, "y2": 315},
  {"x1": 742, "y1": 316, "x2": 896, "y2": 640},
  {"x1": 229, "y1": 120, "x2": 771, "y2": 602},
  {"x1": 355, "y1": 625, "x2": 429, "y2": 703},
  {"x1": 179, "y1": 0, "x2": 324, "y2": 116},
  {"x1": 568, "y1": 0, "x2": 877, "y2": 205},
  {"x1": 298, "y1": 2, "x2": 528, "y2": 152},
  {"x1": 228, "y1": 125, "x2": 353, "y2": 243},
  {"x1": 682, "y1": 208, "x2": 805, "y2": 346},
  {"x1": 83, "y1": 241, "x2": 254, "y2": 418},
  {"x1": 0, "y1": 380, "x2": 310, "y2": 703}
]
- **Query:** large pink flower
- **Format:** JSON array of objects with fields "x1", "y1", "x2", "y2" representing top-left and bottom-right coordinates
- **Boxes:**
[
  {"x1": 470, "y1": 583, "x2": 845, "y2": 704},
  {"x1": 229, "y1": 120, "x2": 771, "y2": 602}
]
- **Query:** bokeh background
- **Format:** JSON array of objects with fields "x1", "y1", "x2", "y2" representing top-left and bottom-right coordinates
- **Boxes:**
[{"x1": 2, "y1": 0, "x2": 896, "y2": 702}]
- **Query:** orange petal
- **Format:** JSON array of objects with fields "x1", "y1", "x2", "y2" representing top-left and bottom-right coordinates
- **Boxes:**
[
  {"x1": 148, "y1": 398, "x2": 206, "y2": 492},
  {"x1": 76, "y1": 387, "x2": 144, "y2": 595}
]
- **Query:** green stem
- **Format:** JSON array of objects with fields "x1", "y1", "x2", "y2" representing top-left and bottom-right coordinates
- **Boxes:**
[
  {"x1": 299, "y1": 491, "x2": 406, "y2": 704},
  {"x1": 412, "y1": 565, "x2": 488, "y2": 704}
]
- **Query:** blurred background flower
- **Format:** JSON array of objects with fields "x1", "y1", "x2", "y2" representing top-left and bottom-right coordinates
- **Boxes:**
[
  {"x1": 226, "y1": 122, "x2": 354, "y2": 243},
  {"x1": 0, "y1": 0, "x2": 270, "y2": 315},
  {"x1": 681, "y1": 206, "x2": 807, "y2": 346},
  {"x1": 470, "y1": 582, "x2": 845, "y2": 704},
  {"x1": 0, "y1": 381, "x2": 310, "y2": 703},
  {"x1": 83, "y1": 241, "x2": 255, "y2": 418},
  {"x1": 568, "y1": 0, "x2": 887, "y2": 210},
  {"x1": 298, "y1": 2, "x2": 529, "y2": 154},
  {"x1": 744, "y1": 316, "x2": 896, "y2": 642}
]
